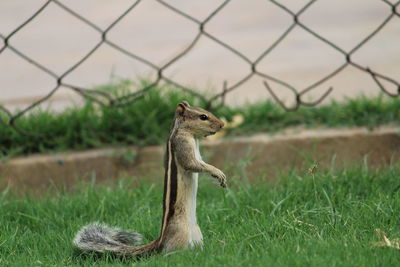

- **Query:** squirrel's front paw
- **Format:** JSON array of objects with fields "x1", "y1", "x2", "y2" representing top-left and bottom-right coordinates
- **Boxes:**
[{"x1": 211, "y1": 169, "x2": 227, "y2": 188}]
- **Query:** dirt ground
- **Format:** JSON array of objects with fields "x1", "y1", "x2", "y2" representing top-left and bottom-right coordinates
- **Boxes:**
[{"x1": 1, "y1": 0, "x2": 399, "y2": 111}]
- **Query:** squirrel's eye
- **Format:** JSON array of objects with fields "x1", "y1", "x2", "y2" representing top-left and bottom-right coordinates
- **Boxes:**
[{"x1": 199, "y1": 114, "x2": 208, "y2": 121}]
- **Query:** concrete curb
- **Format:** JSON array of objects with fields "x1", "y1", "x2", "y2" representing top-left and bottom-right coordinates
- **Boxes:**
[{"x1": 1, "y1": 127, "x2": 399, "y2": 193}]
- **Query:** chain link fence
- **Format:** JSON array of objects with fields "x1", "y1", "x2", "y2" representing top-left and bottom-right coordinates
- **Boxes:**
[{"x1": 1, "y1": 0, "x2": 399, "y2": 134}]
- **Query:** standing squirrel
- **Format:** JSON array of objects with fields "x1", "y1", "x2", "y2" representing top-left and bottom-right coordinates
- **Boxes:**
[{"x1": 73, "y1": 101, "x2": 226, "y2": 257}]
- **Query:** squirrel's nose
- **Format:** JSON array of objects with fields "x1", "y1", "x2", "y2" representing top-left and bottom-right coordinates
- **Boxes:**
[{"x1": 220, "y1": 121, "x2": 225, "y2": 128}]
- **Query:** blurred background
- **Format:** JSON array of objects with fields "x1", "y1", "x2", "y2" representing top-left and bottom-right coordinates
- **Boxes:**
[
  {"x1": 1, "y1": 0, "x2": 399, "y2": 113},
  {"x1": 2, "y1": 2, "x2": 400, "y2": 264}
]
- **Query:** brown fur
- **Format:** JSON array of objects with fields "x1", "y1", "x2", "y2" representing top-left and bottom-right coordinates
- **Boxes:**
[{"x1": 172, "y1": 103, "x2": 226, "y2": 186}]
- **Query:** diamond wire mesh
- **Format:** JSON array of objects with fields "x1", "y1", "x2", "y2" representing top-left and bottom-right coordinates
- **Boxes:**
[{"x1": 0, "y1": 0, "x2": 399, "y2": 135}]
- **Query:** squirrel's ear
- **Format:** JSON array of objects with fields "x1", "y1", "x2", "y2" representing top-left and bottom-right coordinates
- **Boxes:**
[
  {"x1": 176, "y1": 102, "x2": 187, "y2": 116},
  {"x1": 180, "y1": 101, "x2": 190, "y2": 107}
]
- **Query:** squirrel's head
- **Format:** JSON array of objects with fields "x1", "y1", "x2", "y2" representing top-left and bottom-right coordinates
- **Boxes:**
[{"x1": 175, "y1": 101, "x2": 225, "y2": 137}]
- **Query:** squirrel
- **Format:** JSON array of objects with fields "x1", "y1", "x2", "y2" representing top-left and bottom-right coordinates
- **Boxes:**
[{"x1": 73, "y1": 101, "x2": 226, "y2": 257}]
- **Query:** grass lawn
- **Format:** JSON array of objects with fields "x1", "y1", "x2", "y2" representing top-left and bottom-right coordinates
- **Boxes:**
[{"x1": 1, "y1": 164, "x2": 400, "y2": 266}]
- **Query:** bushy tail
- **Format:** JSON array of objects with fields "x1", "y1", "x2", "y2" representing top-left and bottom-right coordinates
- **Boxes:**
[{"x1": 73, "y1": 222, "x2": 143, "y2": 253}]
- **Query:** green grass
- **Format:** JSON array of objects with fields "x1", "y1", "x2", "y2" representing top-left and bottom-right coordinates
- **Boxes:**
[
  {"x1": 1, "y1": 164, "x2": 400, "y2": 266},
  {"x1": 1, "y1": 80, "x2": 399, "y2": 158}
]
